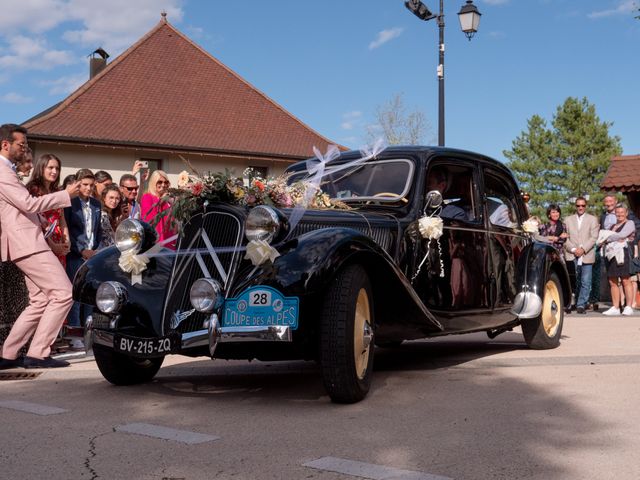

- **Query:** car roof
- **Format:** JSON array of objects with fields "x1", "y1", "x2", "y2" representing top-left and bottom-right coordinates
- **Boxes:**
[{"x1": 286, "y1": 145, "x2": 510, "y2": 176}]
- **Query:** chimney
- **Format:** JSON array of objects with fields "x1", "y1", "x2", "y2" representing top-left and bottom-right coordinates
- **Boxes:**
[{"x1": 89, "y1": 48, "x2": 109, "y2": 79}]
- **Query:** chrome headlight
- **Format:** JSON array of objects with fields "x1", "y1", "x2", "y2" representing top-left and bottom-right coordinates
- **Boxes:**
[
  {"x1": 96, "y1": 281, "x2": 128, "y2": 314},
  {"x1": 115, "y1": 218, "x2": 145, "y2": 253},
  {"x1": 190, "y1": 278, "x2": 224, "y2": 313},
  {"x1": 245, "y1": 205, "x2": 281, "y2": 243}
]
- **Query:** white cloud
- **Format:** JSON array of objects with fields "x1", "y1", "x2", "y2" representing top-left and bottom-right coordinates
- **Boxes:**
[
  {"x1": 1, "y1": 92, "x2": 34, "y2": 104},
  {"x1": 341, "y1": 111, "x2": 362, "y2": 130},
  {"x1": 369, "y1": 28, "x2": 404, "y2": 50},
  {"x1": 3, "y1": 0, "x2": 70, "y2": 34},
  {"x1": 482, "y1": 0, "x2": 510, "y2": 5},
  {"x1": 38, "y1": 72, "x2": 87, "y2": 95},
  {"x1": 62, "y1": 0, "x2": 184, "y2": 53},
  {"x1": 488, "y1": 31, "x2": 507, "y2": 39},
  {"x1": 0, "y1": 0, "x2": 184, "y2": 83},
  {"x1": 0, "y1": 36, "x2": 75, "y2": 70},
  {"x1": 588, "y1": 0, "x2": 636, "y2": 19}
]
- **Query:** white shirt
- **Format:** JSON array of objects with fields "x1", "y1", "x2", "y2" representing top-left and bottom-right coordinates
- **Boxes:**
[
  {"x1": 0, "y1": 154, "x2": 15, "y2": 171},
  {"x1": 80, "y1": 197, "x2": 94, "y2": 249},
  {"x1": 603, "y1": 211, "x2": 616, "y2": 230},
  {"x1": 574, "y1": 213, "x2": 585, "y2": 265}
]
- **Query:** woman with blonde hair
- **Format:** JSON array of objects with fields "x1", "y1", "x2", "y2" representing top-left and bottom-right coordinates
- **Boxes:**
[
  {"x1": 140, "y1": 169, "x2": 177, "y2": 249},
  {"x1": 601, "y1": 203, "x2": 636, "y2": 316}
]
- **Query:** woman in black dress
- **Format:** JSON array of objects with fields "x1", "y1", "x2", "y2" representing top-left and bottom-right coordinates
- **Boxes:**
[{"x1": 601, "y1": 203, "x2": 636, "y2": 316}]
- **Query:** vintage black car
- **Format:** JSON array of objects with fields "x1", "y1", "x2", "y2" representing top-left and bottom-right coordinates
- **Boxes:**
[{"x1": 73, "y1": 146, "x2": 571, "y2": 403}]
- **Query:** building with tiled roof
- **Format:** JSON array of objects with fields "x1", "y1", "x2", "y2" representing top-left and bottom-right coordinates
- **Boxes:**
[
  {"x1": 23, "y1": 14, "x2": 338, "y2": 184},
  {"x1": 601, "y1": 154, "x2": 640, "y2": 214}
]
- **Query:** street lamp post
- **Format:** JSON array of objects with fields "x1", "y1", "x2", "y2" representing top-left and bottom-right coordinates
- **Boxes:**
[{"x1": 405, "y1": 0, "x2": 482, "y2": 147}]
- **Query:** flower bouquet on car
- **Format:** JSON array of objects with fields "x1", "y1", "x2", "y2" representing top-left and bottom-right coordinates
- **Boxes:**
[{"x1": 154, "y1": 162, "x2": 348, "y2": 231}]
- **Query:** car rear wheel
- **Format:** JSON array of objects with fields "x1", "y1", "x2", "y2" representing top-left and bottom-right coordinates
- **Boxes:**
[
  {"x1": 93, "y1": 344, "x2": 164, "y2": 385},
  {"x1": 320, "y1": 264, "x2": 375, "y2": 404},
  {"x1": 522, "y1": 272, "x2": 564, "y2": 349}
]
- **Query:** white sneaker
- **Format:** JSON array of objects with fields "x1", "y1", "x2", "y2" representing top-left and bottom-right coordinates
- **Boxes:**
[
  {"x1": 622, "y1": 306, "x2": 634, "y2": 316},
  {"x1": 68, "y1": 338, "x2": 85, "y2": 351},
  {"x1": 602, "y1": 307, "x2": 621, "y2": 316}
]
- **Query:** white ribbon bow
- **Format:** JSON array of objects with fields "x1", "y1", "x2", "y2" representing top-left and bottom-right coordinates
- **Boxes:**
[
  {"x1": 244, "y1": 239, "x2": 281, "y2": 266},
  {"x1": 287, "y1": 144, "x2": 341, "y2": 234}
]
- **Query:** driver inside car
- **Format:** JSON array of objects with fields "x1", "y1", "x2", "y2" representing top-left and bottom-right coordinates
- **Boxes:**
[{"x1": 426, "y1": 166, "x2": 468, "y2": 221}]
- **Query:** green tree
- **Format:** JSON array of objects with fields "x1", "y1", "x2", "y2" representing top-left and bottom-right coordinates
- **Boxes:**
[{"x1": 504, "y1": 97, "x2": 622, "y2": 218}]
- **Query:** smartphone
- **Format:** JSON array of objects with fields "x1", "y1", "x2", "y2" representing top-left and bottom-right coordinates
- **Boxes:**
[{"x1": 140, "y1": 160, "x2": 149, "y2": 169}]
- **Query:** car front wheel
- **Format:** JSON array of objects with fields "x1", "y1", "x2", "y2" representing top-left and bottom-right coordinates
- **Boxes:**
[
  {"x1": 522, "y1": 272, "x2": 564, "y2": 349},
  {"x1": 319, "y1": 264, "x2": 375, "y2": 404},
  {"x1": 93, "y1": 344, "x2": 164, "y2": 385}
]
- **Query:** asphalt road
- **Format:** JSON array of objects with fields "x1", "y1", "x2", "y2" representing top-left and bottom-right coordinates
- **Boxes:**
[{"x1": 1, "y1": 312, "x2": 640, "y2": 480}]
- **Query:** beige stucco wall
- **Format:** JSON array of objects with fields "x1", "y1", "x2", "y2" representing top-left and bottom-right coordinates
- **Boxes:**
[{"x1": 28, "y1": 142, "x2": 295, "y2": 189}]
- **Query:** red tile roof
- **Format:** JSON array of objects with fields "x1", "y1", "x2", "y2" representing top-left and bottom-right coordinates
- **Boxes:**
[
  {"x1": 602, "y1": 155, "x2": 640, "y2": 192},
  {"x1": 23, "y1": 18, "x2": 339, "y2": 160}
]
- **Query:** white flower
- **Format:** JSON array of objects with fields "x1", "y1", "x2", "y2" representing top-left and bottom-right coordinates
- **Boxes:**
[
  {"x1": 177, "y1": 170, "x2": 191, "y2": 188},
  {"x1": 522, "y1": 218, "x2": 539, "y2": 234},
  {"x1": 418, "y1": 216, "x2": 444, "y2": 240},
  {"x1": 244, "y1": 239, "x2": 280, "y2": 266}
]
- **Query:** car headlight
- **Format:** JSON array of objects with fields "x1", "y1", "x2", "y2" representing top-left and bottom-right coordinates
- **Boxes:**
[
  {"x1": 96, "y1": 281, "x2": 128, "y2": 314},
  {"x1": 190, "y1": 278, "x2": 224, "y2": 313},
  {"x1": 245, "y1": 206, "x2": 281, "y2": 243},
  {"x1": 115, "y1": 218, "x2": 145, "y2": 253}
]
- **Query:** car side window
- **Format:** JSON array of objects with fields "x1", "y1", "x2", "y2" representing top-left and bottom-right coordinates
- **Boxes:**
[
  {"x1": 484, "y1": 171, "x2": 519, "y2": 229},
  {"x1": 426, "y1": 163, "x2": 477, "y2": 222}
]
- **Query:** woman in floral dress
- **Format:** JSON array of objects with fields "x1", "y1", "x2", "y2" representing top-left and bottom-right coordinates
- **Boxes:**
[{"x1": 25, "y1": 154, "x2": 70, "y2": 266}]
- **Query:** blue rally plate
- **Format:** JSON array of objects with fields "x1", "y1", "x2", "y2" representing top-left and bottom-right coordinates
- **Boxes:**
[{"x1": 223, "y1": 286, "x2": 299, "y2": 329}]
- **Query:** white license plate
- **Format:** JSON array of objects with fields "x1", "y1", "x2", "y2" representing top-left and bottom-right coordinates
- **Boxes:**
[{"x1": 113, "y1": 334, "x2": 178, "y2": 357}]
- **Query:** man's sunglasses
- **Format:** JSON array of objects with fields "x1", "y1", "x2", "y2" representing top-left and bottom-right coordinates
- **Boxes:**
[{"x1": 123, "y1": 186, "x2": 139, "y2": 192}]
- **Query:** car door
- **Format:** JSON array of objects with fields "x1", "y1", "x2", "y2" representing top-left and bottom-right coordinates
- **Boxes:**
[
  {"x1": 483, "y1": 167, "x2": 528, "y2": 313},
  {"x1": 415, "y1": 159, "x2": 493, "y2": 331}
]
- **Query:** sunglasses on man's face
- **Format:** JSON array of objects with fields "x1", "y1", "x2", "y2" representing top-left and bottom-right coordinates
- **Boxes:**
[
  {"x1": 123, "y1": 186, "x2": 139, "y2": 192},
  {"x1": 575, "y1": 204, "x2": 587, "y2": 208}
]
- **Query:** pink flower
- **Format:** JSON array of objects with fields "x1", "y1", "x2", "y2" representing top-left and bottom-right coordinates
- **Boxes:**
[{"x1": 190, "y1": 182, "x2": 204, "y2": 196}]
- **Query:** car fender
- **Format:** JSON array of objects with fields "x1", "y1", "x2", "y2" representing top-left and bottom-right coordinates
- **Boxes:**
[
  {"x1": 234, "y1": 227, "x2": 443, "y2": 333},
  {"x1": 512, "y1": 240, "x2": 572, "y2": 318},
  {"x1": 72, "y1": 246, "x2": 174, "y2": 335}
]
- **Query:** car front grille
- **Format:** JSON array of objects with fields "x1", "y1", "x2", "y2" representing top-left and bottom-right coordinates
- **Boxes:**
[{"x1": 162, "y1": 209, "x2": 244, "y2": 335}]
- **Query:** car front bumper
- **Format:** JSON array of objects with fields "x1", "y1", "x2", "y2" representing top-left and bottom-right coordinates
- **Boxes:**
[{"x1": 85, "y1": 313, "x2": 293, "y2": 356}]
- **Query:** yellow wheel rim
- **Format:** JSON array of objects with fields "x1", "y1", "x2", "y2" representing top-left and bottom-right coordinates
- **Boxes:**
[
  {"x1": 354, "y1": 288, "x2": 373, "y2": 380},
  {"x1": 542, "y1": 280, "x2": 561, "y2": 337}
]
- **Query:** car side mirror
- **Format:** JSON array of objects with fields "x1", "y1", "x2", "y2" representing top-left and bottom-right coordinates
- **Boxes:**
[{"x1": 424, "y1": 190, "x2": 443, "y2": 213}]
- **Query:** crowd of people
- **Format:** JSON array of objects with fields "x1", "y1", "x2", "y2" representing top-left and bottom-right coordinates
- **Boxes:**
[
  {"x1": 534, "y1": 194, "x2": 640, "y2": 316},
  {"x1": 0, "y1": 124, "x2": 176, "y2": 369}
]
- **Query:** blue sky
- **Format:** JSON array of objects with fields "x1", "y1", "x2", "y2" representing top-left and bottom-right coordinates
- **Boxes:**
[{"x1": 0, "y1": 0, "x2": 638, "y2": 162}]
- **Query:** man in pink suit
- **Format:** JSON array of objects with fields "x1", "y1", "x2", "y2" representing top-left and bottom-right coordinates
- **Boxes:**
[{"x1": 0, "y1": 124, "x2": 79, "y2": 369}]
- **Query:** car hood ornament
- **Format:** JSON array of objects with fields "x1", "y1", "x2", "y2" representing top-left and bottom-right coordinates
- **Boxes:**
[{"x1": 171, "y1": 309, "x2": 195, "y2": 329}]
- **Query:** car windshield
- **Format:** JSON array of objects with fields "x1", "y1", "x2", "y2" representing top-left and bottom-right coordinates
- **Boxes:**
[{"x1": 288, "y1": 159, "x2": 414, "y2": 202}]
